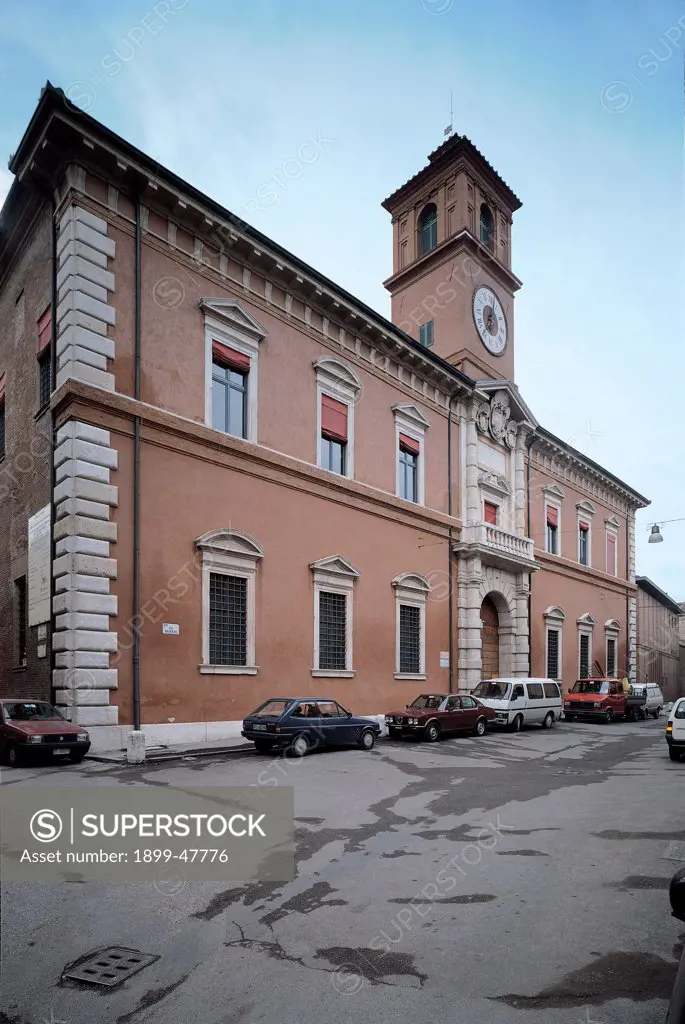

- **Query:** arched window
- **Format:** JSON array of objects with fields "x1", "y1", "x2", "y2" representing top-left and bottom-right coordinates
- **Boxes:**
[
  {"x1": 418, "y1": 204, "x2": 438, "y2": 256},
  {"x1": 480, "y1": 204, "x2": 494, "y2": 250}
]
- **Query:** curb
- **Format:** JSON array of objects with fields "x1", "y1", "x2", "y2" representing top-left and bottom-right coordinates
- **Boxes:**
[{"x1": 86, "y1": 743, "x2": 256, "y2": 765}]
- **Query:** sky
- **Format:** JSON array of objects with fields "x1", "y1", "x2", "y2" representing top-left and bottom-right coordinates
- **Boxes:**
[{"x1": 0, "y1": 0, "x2": 683, "y2": 596}]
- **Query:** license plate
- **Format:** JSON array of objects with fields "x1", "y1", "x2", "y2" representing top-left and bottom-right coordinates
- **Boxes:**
[
  {"x1": 53, "y1": 748, "x2": 69, "y2": 754},
  {"x1": 253, "y1": 724, "x2": 267, "y2": 731}
]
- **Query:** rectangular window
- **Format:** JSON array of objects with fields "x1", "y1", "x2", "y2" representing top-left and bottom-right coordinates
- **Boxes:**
[
  {"x1": 418, "y1": 320, "x2": 434, "y2": 348},
  {"x1": 527, "y1": 682, "x2": 544, "y2": 699},
  {"x1": 578, "y1": 521, "x2": 589, "y2": 565},
  {"x1": 318, "y1": 591, "x2": 347, "y2": 671},
  {"x1": 606, "y1": 637, "x2": 617, "y2": 677},
  {"x1": 546, "y1": 505, "x2": 559, "y2": 554},
  {"x1": 211, "y1": 341, "x2": 249, "y2": 439},
  {"x1": 320, "y1": 394, "x2": 348, "y2": 476},
  {"x1": 546, "y1": 627, "x2": 560, "y2": 679},
  {"x1": 208, "y1": 573, "x2": 247, "y2": 666},
  {"x1": 15, "y1": 576, "x2": 27, "y2": 667},
  {"x1": 399, "y1": 604, "x2": 421, "y2": 674},
  {"x1": 579, "y1": 633, "x2": 590, "y2": 678},
  {"x1": 544, "y1": 682, "x2": 560, "y2": 698},
  {"x1": 399, "y1": 433, "x2": 419, "y2": 502},
  {"x1": 606, "y1": 532, "x2": 617, "y2": 576},
  {"x1": 38, "y1": 352, "x2": 51, "y2": 410},
  {"x1": 484, "y1": 501, "x2": 498, "y2": 526}
]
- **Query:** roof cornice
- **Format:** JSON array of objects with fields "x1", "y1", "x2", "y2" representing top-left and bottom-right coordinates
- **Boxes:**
[{"x1": 532, "y1": 427, "x2": 650, "y2": 508}]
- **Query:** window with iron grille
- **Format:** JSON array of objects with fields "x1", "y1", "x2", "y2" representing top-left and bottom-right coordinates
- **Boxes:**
[
  {"x1": 38, "y1": 351, "x2": 51, "y2": 410},
  {"x1": 399, "y1": 604, "x2": 421, "y2": 674},
  {"x1": 606, "y1": 637, "x2": 617, "y2": 677},
  {"x1": 579, "y1": 632, "x2": 590, "y2": 678},
  {"x1": 318, "y1": 591, "x2": 347, "y2": 671},
  {"x1": 15, "y1": 576, "x2": 27, "y2": 667},
  {"x1": 209, "y1": 573, "x2": 247, "y2": 666},
  {"x1": 547, "y1": 627, "x2": 560, "y2": 679}
]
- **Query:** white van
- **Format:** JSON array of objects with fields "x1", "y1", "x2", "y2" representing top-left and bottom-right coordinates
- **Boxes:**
[{"x1": 472, "y1": 678, "x2": 563, "y2": 732}]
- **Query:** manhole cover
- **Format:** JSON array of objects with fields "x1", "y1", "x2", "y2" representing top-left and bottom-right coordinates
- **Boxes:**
[{"x1": 63, "y1": 948, "x2": 158, "y2": 987}]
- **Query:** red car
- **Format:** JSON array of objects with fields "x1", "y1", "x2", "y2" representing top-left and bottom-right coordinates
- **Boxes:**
[
  {"x1": 385, "y1": 692, "x2": 496, "y2": 742},
  {"x1": 0, "y1": 699, "x2": 91, "y2": 768}
]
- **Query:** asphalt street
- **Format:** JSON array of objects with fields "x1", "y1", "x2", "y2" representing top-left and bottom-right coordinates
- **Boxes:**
[{"x1": 1, "y1": 717, "x2": 683, "y2": 1024}]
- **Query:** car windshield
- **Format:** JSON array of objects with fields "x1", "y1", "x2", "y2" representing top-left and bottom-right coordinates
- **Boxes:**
[
  {"x1": 409, "y1": 695, "x2": 444, "y2": 710},
  {"x1": 3, "y1": 702, "x2": 64, "y2": 721},
  {"x1": 571, "y1": 680, "x2": 608, "y2": 694},
  {"x1": 473, "y1": 681, "x2": 510, "y2": 699},
  {"x1": 249, "y1": 699, "x2": 293, "y2": 718},
  {"x1": 674, "y1": 701, "x2": 685, "y2": 720}
]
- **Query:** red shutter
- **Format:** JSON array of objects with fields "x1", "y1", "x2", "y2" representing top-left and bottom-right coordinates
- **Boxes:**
[
  {"x1": 546, "y1": 505, "x2": 558, "y2": 527},
  {"x1": 212, "y1": 340, "x2": 250, "y2": 372},
  {"x1": 607, "y1": 533, "x2": 616, "y2": 573},
  {"x1": 484, "y1": 501, "x2": 498, "y2": 525},
  {"x1": 579, "y1": 521, "x2": 589, "y2": 532},
  {"x1": 0, "y1": 372, "x2": 5, "y2": 402},
  {"x1": 321, "y1": 395, "x2": 348, "y2": 442},
  {"x1": 399, "y1": 432, "x2": 420, "y2": 456},
  {"x1": 37, "y1": 308, "x2": 51, "y2": 354}
]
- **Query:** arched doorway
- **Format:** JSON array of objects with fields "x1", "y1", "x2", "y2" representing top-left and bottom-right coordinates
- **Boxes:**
[{"x1": 480, "y1": 596, "x2": 500, "y2": 678}]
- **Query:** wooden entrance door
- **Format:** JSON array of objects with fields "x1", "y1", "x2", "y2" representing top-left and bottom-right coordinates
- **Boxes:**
[{"x1": 481, "y1": 596, "x2": 500, "y2": 678}]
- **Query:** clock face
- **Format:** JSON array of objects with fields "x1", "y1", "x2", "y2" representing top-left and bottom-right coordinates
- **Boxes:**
[{"x1": 473, "y1": 287, "x2": 507, "y2": 355}]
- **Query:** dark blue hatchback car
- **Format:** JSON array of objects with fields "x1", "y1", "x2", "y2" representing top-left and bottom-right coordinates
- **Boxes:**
[{"x1": 242, "y1": 697, "x2": 380, "y2": 757}]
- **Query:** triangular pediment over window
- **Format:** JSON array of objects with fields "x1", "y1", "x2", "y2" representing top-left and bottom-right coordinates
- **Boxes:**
[
  {"x1": 577, "y1": 613, "x2": 597, "y2": 627},
  {"x1": 391, "y1": 403, "x2": 431, "y2": 431},
  {"x1": 576, "y1": 499, "x2": 596, "y2": 517},
  {"x1": 310, "y1": 555, "x2": 361, "y2": 578},
  {"x1": 542, "y1": 483, "x2": 565, "y2": 500},
  {"x1": 200, "y1": 299, "x2": 267, "y2": 342}
]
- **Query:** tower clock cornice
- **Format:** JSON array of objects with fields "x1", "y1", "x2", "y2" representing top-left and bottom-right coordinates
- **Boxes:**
[{"x1": 383, "y1": 228, "x2": 522, "y2": 297}]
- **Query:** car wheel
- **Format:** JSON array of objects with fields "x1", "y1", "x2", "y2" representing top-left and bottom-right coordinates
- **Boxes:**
[
  {"x1": 473, "y1": 717, "x2": 487, "y2": 737},
  {"x1": 254, "y1": 741, "x2": 274, "y2": 754},
  {"x1": 289, "y1": 734, "x2": 309, "y2": 758},
  {"x1": 359, "y1": 729, "x2": 375, "y2": 751},
  {"x1": 542, "y1": 712, "x2": 554, "y2": 730},
  {"x1": 509, "y1": 714, "x2": 523, "y2": 733},
  {"x1": 604, "y1": 709, "x2": 614, "y2": 724},
  {"x1": 424, "y1": 722, "x2": 440, "y2": 743},
  {"x1": 669, "y1": 748, "x2": 682, "y2": 762},
  {"x1": 68, "y1": 752, "x2": 85, "y2": 763},
  {"x1": 6, "y1": 743, "x2": 22, "y2": 768},
  {"x1": 655, "y1": 708, "x2": 662, "y2": 719}
]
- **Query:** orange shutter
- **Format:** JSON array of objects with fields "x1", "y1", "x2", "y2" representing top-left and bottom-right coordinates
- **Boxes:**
[
  {"x1": 212, "y1": 340, "x2": 250, "y2": 372},
  {"x1": 546, "y1": 505, "x2": 558, "y2": 527},
  {"x1": 37, "y1": 308, "x2": 51, "y2": 354},
  {"x1": 321, "y1": 395, "x2": 348, "y2": 442},
  {"x1": 484, "y1": 501, "x2": 498, "y2": 525},
  {"x1": 399, "y1": 432, "x2": 420, "y2": 456}
]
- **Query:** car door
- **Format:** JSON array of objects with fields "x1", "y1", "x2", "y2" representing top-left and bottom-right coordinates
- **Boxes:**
[
  {"x1": 315, "y1": 701, "x2": 354, "y2": 746},
  {"x1": 511, "y1": 682, "x2": 527, "y2": 720},
  {"x1": 458, "y1": 695, "x2": 479, "y2": 730},
  {"x1": 608, "y1": 680, "x2": 620, "y2": 714},
  {"x1": 442, "y1": 695, "x2": 463, "y2": 733}
]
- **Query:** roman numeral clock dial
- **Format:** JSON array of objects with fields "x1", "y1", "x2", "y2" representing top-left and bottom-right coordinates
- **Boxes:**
[{"x1": 473, "y1": 286, "x2": 507, "y2": 355}]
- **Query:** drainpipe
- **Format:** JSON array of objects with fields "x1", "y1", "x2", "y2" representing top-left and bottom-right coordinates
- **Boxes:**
[
  {"x1": 626, "y1": 510, "x2": 630, "y2": 681},
  {"x1": 48, "y1": 193, "x2": 58, "y2": 702},
  {"x1": 526, "y1": 433, "x2": 536, "y2": 674},
  {"x1": 447, "y1": 392, "x2": 459, "y2": 693},
  {"x1": 128, "y1": 194, "x2": 144, "y2": 762}
]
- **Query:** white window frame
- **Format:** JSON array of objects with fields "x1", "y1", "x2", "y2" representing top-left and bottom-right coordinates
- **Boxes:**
[
  {"x1": 393, "y1": 403, "x2": 430, "y2": 506},
  {"x1": 576, "y1": 500, "x2": 596, "y2": 568},
  {"x1": 542, "y1": 484, "x2": 564, "y2": 556},
  {"x1": 310, "y1": 555, "x2": 360, "y2": 677},
  {"x1": 543, "y1": 605, "x2": 565, "y2": 682},
  {"x1": 605, "y1": 618, "x2": 621, "y2": 677},
  {"x1": 392, "y1": 573, "x2": 431, "y2": 680},
  {"x1": 577, "y1": 613, "x2": 596, "y2": 678},
  {"x1": 196, "y1": 528, "x2": 264, "y2": 675},
  {"x1": 201, "y1": 299, "x2": 266, "y2": 443},
  {"x1": 314, "y1": 358, "x2": 362, "y2": 479},
  {"x1": 605, "y1": 516, "x2": 620, "y2": 576}
]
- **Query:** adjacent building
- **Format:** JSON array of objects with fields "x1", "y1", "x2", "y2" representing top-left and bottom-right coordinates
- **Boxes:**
[
  {"x1": 635, "y1": 576, "x2": 683, "y2": 702},
  {"x1": 0, "y1": 84, "x2": 649, "y2": 749}
]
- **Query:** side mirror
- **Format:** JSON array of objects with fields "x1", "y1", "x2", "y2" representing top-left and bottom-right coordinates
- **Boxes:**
[
  {"x1": 347, "y1": 711, "x2": 352, "y2": 718},
  {"x1": 671, "y1": 868, "x2": 685, "y2": 923}
]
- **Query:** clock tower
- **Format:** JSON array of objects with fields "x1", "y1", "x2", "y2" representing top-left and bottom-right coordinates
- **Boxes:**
[{"x1": 382, "y1": 134, "x2": 522, "y2": 383}]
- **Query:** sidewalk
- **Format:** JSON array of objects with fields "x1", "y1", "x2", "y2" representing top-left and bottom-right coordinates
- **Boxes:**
[{"x1": 86, "y1": 735, "x2": 255, "y2": 765}]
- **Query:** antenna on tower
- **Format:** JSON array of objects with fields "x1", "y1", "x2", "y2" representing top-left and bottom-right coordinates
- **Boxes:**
[{"x1": 443, "y1": 91, "x2": 454, "y2": 137}]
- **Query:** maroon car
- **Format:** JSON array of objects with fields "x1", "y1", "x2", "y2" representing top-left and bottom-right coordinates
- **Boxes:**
[
  {"x1": 385, "y1": 693, "x2": 496, "y2": 742},
  {"x1": 0, "y1": 700, "x2": 91, "y2": 768}
]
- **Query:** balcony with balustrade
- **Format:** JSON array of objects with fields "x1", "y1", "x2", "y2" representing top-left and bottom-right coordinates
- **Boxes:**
[{"x1": 455, "y1": 520, "x2": 539, "y2": 572}]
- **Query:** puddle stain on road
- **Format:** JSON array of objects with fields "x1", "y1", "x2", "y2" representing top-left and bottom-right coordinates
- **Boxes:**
[
  {"x1": 607, "y1": 875, "x2": 672, "y2": 891},
  {"x1": 315, "y1": 946, "x2": 428, "y2": 987},
  {"x1": 492, "y1": 951, "x2": 678, "y2": 1008}
]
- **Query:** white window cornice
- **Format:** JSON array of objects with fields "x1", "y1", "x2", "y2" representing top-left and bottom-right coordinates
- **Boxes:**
[
  {"x1": 577, "y1": 613, "x2": 597, "y2": 628},
  {"x1": 392, "y1": 402, "x2": 431, "y2": 432},
  {"x1": 605, "y1": 618, "x2": 621, "y2": 634},
  {"x1": 543, "y1": 605, "x2": 566, "y2": 622},
  {"x1": 200, "y1": 298, "x2": 267, "y2": 344},
  {"x1": 576, "y1": 499, "x2": 596, "y2": 517},
  {"x1": 542, "y1": 482, "x2": 565, "y2": 500},
  {"x1": 605, "y1": 515, "x2": 621, "y2": 529},
  {"x1": 203, "y1": 300, "x2": 263, "y2": 441},
  {"x1": 196, "y1": 528, "x2": 262, "y2": 674},
  {"x1": 313, "y1": 357, "x2": 362, "y2": 399}
]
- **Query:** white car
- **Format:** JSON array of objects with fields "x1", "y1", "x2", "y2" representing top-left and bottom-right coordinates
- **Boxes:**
[
  {"x1": 471, "y1": 678, "x2": 562, "y2": 732},
  {"x1": 666, "y1": 697, "x2": 685, "y2": 763},
  {"x1": 632, "y1": 683, "x2": 664, "y2": 719}
]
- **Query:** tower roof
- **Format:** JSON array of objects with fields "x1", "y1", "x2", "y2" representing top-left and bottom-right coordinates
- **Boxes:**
[{"x1": 382, "y1": 133, "x2": 522, "y2": 213}]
